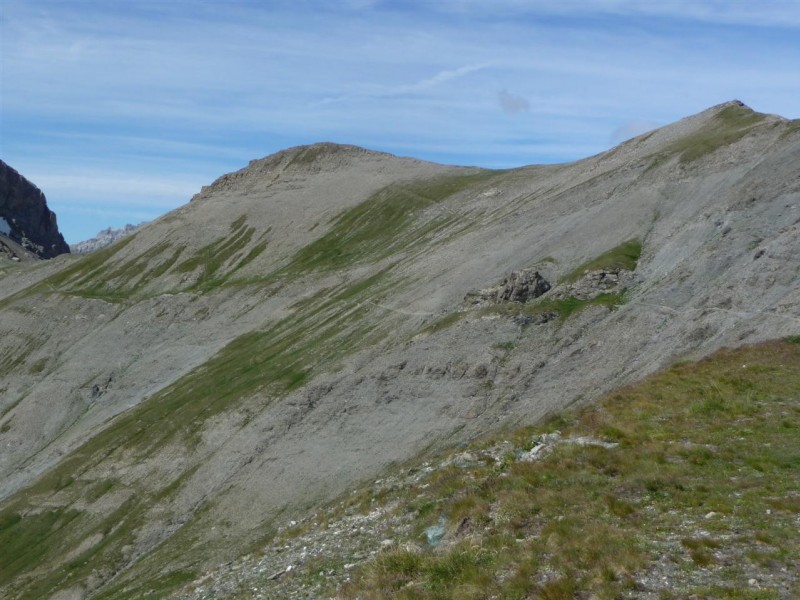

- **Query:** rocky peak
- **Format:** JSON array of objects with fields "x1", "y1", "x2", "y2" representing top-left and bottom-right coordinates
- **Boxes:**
[
  {"x1": 0, "y1": 160, "x2": 69, "y2": 259},
  {"x1": 70, "y1": 223, "x2": 143, "y2": 254}
]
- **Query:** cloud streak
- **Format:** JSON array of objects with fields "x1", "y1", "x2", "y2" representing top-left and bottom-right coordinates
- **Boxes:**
[
  {"x1": 2, "y1": 0, "x2": 798, "y2": 243},
  {"x1": 434, "y1": 0, "x2": 800, "y2": 28}
]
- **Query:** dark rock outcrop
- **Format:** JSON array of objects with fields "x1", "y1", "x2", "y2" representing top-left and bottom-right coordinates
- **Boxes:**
[
  {"x1": 0, "y1": 160, "x2": 69, "y2": 258},
  {"x1": 464, "y1": 269, "x2": 551, "y2": 306},
  {"x1": 550, "y1": 268, "x2": 636, "y2": 301}
]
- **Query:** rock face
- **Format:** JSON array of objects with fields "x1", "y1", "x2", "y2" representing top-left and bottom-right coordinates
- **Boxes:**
[
  {"x1": 0, "y1": 160, "x2": 69, "y2": 259},
  {"x1": 464, "y1": 269, "x2": 552, "y2": 306},
  {"x1": 551, "y1": 268, "x2": 637, "y2": 301},
  {"x1": 70, "y1": 223, "x2": 143, "y2": 254}
]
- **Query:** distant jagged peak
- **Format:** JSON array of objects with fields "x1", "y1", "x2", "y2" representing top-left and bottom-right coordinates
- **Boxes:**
[{"x1": 70, "y1": 222, "x2": 144, "y2": 254}]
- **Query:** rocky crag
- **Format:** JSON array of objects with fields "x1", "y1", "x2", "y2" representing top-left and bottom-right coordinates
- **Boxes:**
[
  {"x1": 0, "y1": 102, "x2": 799, "y2": 599},
  {"x1": 70, "y1": 223, "x2": 144, "y2": 254},
  {"x1": 0, "y1": 160, "x2": 70, "y2": 259}
]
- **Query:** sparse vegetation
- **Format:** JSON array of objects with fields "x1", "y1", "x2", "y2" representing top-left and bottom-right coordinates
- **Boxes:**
[
  {"x1": 650, "y1": 104, "x2": 768, "y2": 168},
  {"x1": 483, "y1": 291, "x2": 625, "y2": 322},
  {"x1": 421, "y1": 291, "x2": 626, "y2": 336},
  {"x1": 419, "y1": 311, "x2": 466, "y2": 335},
  {"x1": 327, "y1": 339, "x2": 800, "y2": 598},
  {"x1": 779, "y1": 118, "x2": 800, "y2": 140},
  {"x1": 175, "y1": 216, "x2": 257, "y2": 290},
  {"x1": 563, "y1": 238, "x2": 642, "y2": 282},
  {"x1": 24, "y1": 216, "x2": 272, "y2": 301},
  {"x1": 283, "y1": 171, "x2": 497, "y2": 274},
  {"x1": 0, "y1": 268, "x2": 404, "y2": 599}
]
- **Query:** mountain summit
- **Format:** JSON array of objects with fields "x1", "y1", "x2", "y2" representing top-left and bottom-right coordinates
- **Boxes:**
[{"x1": 0, "y1": 102, "x2": 799, "y2": 599}]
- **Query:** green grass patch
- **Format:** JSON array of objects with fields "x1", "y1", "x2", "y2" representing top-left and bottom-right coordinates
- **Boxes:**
[
  {"x1": 94, "y1": 568, "x2": 198, "y2": 600},
  {"x1": 650, "y1": 104, "x2": 767, "y2": 168},
  {"x1": 337, "y1": 339, "x2": 800, "y2": 598},
  {"x1": 84, "y1": 479, "x2": 118, "y2": 503},
  {"x1": 0, "y1": 508, "x2": 83, "y2": 589},
  {"x1": 418, "y1": 292, "x2": 625, "y2": 338},
  {"x1": 0, "y1": 335, "x2": 47, "y2": 378},
  {"x1": 40, "y1": 233, "x2": 140, "y2": 299},
  {"x1": 175, "y1": 216, "x2": 259, "y2": 291},
  {"x1": 28, "y1": 357, "x2": 48, "y2": 375},
  {"x1": 31, "y1": 216, "x2": 271, "y2": 300},
  {"x1": 25, "y1": 234, "x2": 189, "y2": 302},
  {"x1": 419, "y1": 311, "x2": 466, "y2": 335},
  {"x1": 483, "y1": 291, "x2": 625, "y2": 323},
  {"x1": 563, "y1": 239, "x2": 642, "y2": 282},
  {"x1": 282, "y1": 171, "x2": 497, "y2": 274}
]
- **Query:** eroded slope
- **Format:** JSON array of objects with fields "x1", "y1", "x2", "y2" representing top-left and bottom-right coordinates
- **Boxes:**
[{"x1": 0, "y1": 102, "x2": 799, "y2": 599}]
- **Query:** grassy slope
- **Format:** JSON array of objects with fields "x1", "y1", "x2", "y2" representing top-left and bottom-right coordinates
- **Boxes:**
[
  {"x1": 2, "y1": 116, "x2": 797, "y2": 597},
  {"x1": 0, "y1": 170, "x2": 502, "y2": 600},
  {"x1": 561, "y1": 238, "x2": 641, "y2": 282},
  {"x1": 316, "y1": 339, "x2": 800, "y2": 599},
  {"x1": 649, "y1": 104, "x2": 768, "y2": 170}
]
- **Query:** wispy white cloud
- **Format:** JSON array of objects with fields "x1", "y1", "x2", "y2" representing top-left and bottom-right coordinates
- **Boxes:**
[
  {"x1": 393, "y1": 63, "x2": 492, "y2": 94},
  {"x1": 1, "y1": 0, "x2": 798, "y2": 243},
  {"x1": 435, "y1": 0, "x2": 800, "y2": 28},
  {"x1": 27, "y1": 171, "x2": 203, "y2": 207},
  {"x1": 316, "y1": 62, "x2": 492, "y2": 107},
  {"x1": 58, "y1": 205, "x2": 157, "y2": 223}
]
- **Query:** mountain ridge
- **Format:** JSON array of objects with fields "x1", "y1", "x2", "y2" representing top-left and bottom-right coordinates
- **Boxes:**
[
  {"x1": 0, "y1": 101, "x2": 799, "y2": 599},
  {"x1": 70, "y1": 224, "x2": 144, "y2": 254}
]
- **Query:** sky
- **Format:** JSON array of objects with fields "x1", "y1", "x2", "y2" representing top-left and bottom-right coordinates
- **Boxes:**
[{"x1": 1, "y1": 1, "x2": 799, "y2": 244}]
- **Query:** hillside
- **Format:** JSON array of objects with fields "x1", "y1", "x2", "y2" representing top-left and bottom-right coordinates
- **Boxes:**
[
  {"x1": 70, "y1": 224, "x2": 144, "y2": 255},
  {"x1": 175, "y1": 339, "x2": 800, "y2": 599},
  {"x1": 0, "y1": 101, "x2": 799, "y2": 599}
]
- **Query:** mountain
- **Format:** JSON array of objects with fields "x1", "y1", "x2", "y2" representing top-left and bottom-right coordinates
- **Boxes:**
[
  {"x1": 0, "y1": 160, "x2": 70, "y2": 260},
  {"x1": 177, "y1": 339, "x2": 800, "y2": 598},
  {"x1": 70, "y1": 223, "x2": 145, "y2": 254},
  {"x1": 0, "y1": 102, "x2": 799, "y2": 599}
]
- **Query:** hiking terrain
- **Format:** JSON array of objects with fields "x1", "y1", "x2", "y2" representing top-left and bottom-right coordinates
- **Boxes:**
[{"x1": 0, "y1": 101, "x2": 799, "y2": 599}]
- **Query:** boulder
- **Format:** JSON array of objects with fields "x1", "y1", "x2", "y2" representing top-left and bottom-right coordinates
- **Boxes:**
[{"x1": 465, "y1": 269, "x2": 551, "y2": 306}]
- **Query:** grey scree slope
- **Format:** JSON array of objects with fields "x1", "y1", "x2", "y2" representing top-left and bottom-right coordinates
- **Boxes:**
[{"x1": 1, "y1": 101, "x2": 799, "y2": 598}]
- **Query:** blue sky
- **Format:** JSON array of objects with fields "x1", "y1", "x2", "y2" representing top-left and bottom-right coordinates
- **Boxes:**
[{"x1": 1, "y1": 0, "x2": 799, "y2": 244}]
